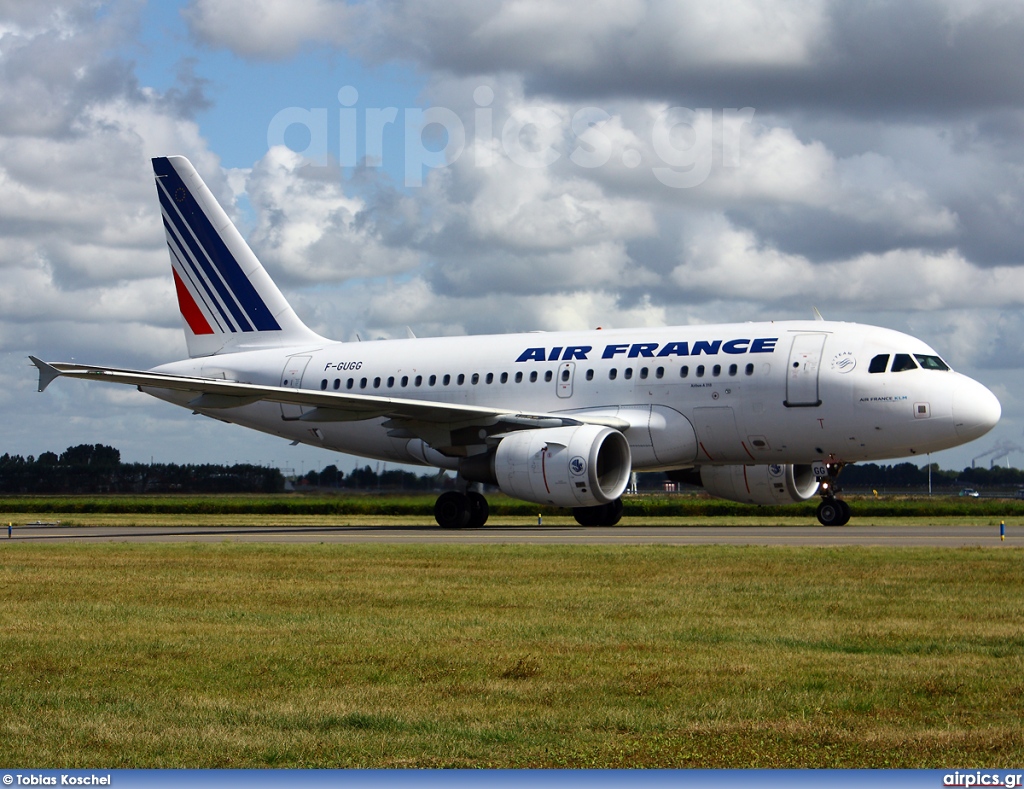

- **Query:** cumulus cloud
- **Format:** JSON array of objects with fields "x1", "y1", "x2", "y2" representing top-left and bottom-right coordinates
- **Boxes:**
[
  {"x1": 184, "y1": 0, "x2": 356, "y2": 58},
  {"x1": 244, "y1": 146, "x2": 422, "y2": 283}
]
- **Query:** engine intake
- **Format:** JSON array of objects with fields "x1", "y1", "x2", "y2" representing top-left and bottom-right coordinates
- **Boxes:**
[{"x1": 461, "y1": 425, "x2": 631, "y2": 508}]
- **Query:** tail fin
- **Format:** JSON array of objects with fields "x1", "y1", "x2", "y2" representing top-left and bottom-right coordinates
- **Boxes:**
[{"x1": 153, "y1": 155, "x2": 325, "y2": 358}]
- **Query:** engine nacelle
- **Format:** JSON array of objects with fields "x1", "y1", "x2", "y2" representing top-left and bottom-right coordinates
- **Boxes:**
[
  {"x1": 699, "y1": 464, "x2": 819, "y2": 505},
  {"x1": 461, "y1": 425, "x2": 632, "y2": 508}
]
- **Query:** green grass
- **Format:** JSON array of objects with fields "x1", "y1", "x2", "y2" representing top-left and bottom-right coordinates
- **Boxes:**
[
  {"x1": 4, "y1": 491, "x2": 1024, "y2": 518},
  {"x1": 1, "y1": 542, "x2": 1022, "y2": 767}
]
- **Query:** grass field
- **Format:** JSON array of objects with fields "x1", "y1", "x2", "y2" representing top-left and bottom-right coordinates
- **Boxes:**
[
  {"x1": 1, "y1": 541, "x2": 1022, "y2": 768},
  {"x1": 4, "y1": 491, "x2": 1024, "y2": 519}
]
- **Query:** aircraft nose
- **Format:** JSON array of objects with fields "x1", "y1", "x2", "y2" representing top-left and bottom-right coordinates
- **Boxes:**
[{"x1": 953, "y1": 378, "x2": 1001, "y2": 442}]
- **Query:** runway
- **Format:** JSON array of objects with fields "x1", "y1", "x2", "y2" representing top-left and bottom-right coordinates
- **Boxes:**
[{"x1": 4, "y1": 522, "x2": 1018, "y2": 547}]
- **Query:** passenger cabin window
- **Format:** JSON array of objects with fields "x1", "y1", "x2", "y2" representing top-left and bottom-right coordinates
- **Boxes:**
[
  {"x1": 544, "y1": 371, "x2": 553, "y2": 382},
  {"x1": 891, "y1": 354, "x2": 917, "y2": 372},
  {"x1": 868, "y1": 354, "x2": 889, "y2": 374},
  {"x1": 915, "y1": 354, "x2": 950, "y2": 371}
]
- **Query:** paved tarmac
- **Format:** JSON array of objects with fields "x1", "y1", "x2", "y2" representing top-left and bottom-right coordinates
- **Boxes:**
[{"x1": 4, "y1": 522, "x2": 1018, "y2": 547}]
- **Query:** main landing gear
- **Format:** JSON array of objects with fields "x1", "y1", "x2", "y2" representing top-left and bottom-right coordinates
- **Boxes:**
[
  {"x1": 815, "y1": 462, "x2": 851, "y2": 526},
  {"x1": 432, "y1": 489, "x2": 625, "y2": 528},
  {"x1": 572, "y1": 498, "x2": 624, "y2": 527},
  {"x1": 434, "y1": 490, "x2": 489, "y2": 529}
]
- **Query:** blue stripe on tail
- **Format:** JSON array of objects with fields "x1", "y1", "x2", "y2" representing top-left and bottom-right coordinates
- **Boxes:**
[{"x1": 152, "y1": 157, "x2": 281, "y2": 332}]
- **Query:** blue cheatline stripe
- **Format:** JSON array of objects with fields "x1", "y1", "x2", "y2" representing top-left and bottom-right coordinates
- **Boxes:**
[
  {"x1": 166, "y1": 237, "x2": 227, "y2": 333},
  {"x1": 162, "y1": 214, "x2": 236, "y2": 332},
  {"x1": 157, "y1": 179, "x2": 254, "y2": 332},
  {"x1": 152, "y1": 157, "x2": 281, "y2": 332}
]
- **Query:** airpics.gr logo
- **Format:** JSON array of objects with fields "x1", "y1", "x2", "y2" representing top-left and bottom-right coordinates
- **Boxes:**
[
  {"x1": 831, "y1": 352, "x2": 857, "y2": 373},
  {"x1": 569, "y1": 456, "x2": 587, "y2": 476}
]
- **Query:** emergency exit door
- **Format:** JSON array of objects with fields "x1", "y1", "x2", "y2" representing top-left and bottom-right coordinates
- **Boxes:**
[{"x1": 279, "y1": 355, "x2": 311, "y2": 419}]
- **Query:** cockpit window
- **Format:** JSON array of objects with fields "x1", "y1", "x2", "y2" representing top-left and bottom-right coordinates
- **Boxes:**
[
  {"x1": 868, "y1": 354, "x2": 889, "y2": 374},
  {"x1": 891, "y1": 354, "x2": 918, "y2": 372},
  {"x1": 914, "y1": 354, "x2": 950, "y2": 371}
]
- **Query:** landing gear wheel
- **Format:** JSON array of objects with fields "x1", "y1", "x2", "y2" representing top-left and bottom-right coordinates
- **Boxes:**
[
  {"x1": 435, "y1": 491, "x2": 470, "y2": 529},
  {"x1": 466, "y1": 491, "x2": 489, "y2": 528},
  {"x1": 816, "y1": 497, "x2": 851, "y2": 526},
  {"x1": 572, "y1": 498, "x2": 624, "y2": 527}
]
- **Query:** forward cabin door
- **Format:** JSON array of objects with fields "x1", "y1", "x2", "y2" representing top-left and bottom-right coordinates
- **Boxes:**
[{"x1": 785, "y1": 333, "x2": 826, "y2": 407}]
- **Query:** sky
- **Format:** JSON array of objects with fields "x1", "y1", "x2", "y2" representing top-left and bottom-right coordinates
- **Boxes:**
[{"x1": 3, "y1": 0, "x2": 1024, "y2": 476}]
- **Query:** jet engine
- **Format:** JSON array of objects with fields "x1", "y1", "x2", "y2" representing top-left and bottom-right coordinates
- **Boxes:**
[
  {"x1": 460, "y1": 424, "x2": 631, "y2": 508},
  {"x1": 695, "y1": 463, "x2": 819, "y2": 505}
]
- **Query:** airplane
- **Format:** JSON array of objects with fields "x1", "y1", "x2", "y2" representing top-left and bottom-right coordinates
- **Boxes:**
[{"x1": 31, "y1": 155, "x2": 1001, "y2": 527}]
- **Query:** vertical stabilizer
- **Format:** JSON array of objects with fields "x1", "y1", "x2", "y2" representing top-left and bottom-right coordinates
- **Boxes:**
[{"x1": 153, "y1": 155, "x2": 325, "y2": 357}]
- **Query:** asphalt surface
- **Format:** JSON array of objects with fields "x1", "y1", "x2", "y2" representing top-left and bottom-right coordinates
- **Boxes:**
[{"x1": 3, "y1": 522, "x2": 1018, "y2": 547}]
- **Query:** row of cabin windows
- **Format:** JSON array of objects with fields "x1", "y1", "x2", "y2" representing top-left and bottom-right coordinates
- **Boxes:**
[{"x1": 320, "y1": 362, "x2": 757, "y2": 392}]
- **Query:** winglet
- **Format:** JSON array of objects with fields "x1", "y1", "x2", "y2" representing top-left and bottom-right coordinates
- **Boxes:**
[{"x1": 29, "y1": 356, "x2": 62, "y2": 392}]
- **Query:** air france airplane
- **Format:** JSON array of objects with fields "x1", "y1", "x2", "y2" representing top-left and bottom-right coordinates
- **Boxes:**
[{"x1": 32, "y1": 156, "x2": 1001, "y2": 527}]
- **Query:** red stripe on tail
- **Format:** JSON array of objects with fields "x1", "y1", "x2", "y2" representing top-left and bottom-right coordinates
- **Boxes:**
[{"x1": 172, "y1": 268, "x2": 214, "y2": 335}]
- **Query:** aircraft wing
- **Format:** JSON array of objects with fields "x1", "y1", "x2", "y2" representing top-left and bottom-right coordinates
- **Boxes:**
[{"x1": 30, "y1": 358, "x2": 629, "y2": 452}]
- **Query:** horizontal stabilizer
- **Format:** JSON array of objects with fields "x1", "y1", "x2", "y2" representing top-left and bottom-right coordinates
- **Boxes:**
[{"x1": 29, "y1": 356, "x2": 63, "y2": 393}]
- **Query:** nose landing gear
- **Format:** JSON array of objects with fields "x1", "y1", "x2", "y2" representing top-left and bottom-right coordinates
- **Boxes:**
[{"x1": 815, "y1": 462, "x2": 851, "y2": 526}]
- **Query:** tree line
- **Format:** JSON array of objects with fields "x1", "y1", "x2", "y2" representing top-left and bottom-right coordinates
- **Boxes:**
[
  {"x1": 1, "y1": 444, "x2": 1019, "y2": 495},
  {"x1": 0, "y1": 444, "x2": 443, "y2": 494}
]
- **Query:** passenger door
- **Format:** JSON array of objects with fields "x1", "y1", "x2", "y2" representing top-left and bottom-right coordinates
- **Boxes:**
[{"x1": 785, "y1": 333, "x2": 826, "y2": 407}]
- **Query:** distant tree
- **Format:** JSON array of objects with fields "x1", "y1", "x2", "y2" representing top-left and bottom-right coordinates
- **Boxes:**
[{"x1": 319, "y1": 464, "x2": 342, "y2": 487}]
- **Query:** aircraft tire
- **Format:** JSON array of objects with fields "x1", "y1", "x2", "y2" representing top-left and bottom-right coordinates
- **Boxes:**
[
  {"x1": 435, "y1": 491, "x2": 471, "y2": 529},
  {"x1": 816, "y1": 497, "x2": 850, "y2": 526},
  {"x1": 572, "y1": 498, "x2": 624, "y2": 527},
  {"x1": 466, "y1": 491, "x2": 489, "y2": 528}
]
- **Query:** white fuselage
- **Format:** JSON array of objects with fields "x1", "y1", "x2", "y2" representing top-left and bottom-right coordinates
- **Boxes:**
[{"x1": 149, "y1": 319, "x2": 1000, "y2": 471}]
